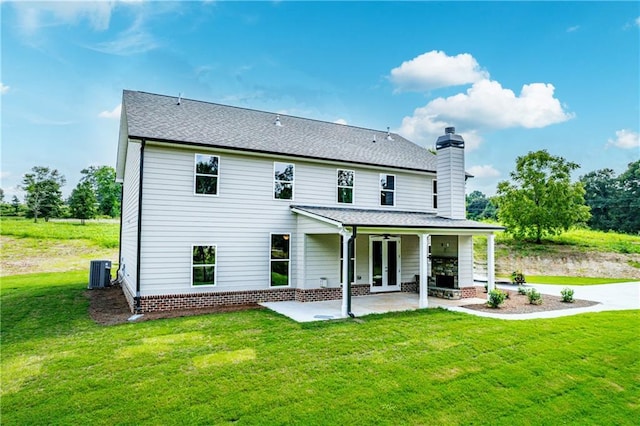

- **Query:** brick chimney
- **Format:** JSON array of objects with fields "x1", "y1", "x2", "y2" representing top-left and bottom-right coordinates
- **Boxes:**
[{"x1": 436, "y1": 127, "x2": 466, "y2": 219}]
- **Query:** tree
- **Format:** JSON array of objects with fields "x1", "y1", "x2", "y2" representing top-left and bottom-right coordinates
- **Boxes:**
[
  {"x1": 466, "y1": 190, "x2": 498, "y2": 221},
  {"x1": 579, "y1": 168, "x2": 619, "y2": 232},
  {"x1": 11, "y1": 196, "x2": 22, "y2": 215},
  {"x1": 496, "y1": 150, "x2": 590, "y2": 243},
  {"x1": 580, "y1": 161, "x2": 640, "y2": 234},
  {"x1": 68, "y1": 180, "x2": 97, "y2": 225},
  {"x1": 21, "y1": 166, "x2": 66, "y2": 222},
  {"x1": 616, "y1": 160, "x2": 640, "y2": 234},
  {"x1": 80, "y1": 166, "x2": 121, "y2": 217}
]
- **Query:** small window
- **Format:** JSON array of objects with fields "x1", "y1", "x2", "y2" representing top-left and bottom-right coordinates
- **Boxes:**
[
  {"x1": 433, "y1": 180, "x2": 438, "y2": 209},
  {"x1": 195, "y1": 154, "x2": 219, "y2": 195},
  {"x1": 192, "y1": 245, "x2": 216, "y2": 286},
  {"x1": 339, "y1": 235, "x2": 356, "y2": 284},
  {"x1": 274, "y1": 162, "x2": 294, "y2": 200},
  {"x1": 337, "y1": 169, "x2": 354, "y2": 204},
  {"x1": 270, "y1": 234, "x2": 290, "y2": 286},
  {"x1": 380, "y1": 174, "x2": 395, "y2": 206}
]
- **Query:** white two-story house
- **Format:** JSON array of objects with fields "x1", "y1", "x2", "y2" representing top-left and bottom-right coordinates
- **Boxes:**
[{"x1": 115, "y1": 90, "x2": 502, "y2": 316}]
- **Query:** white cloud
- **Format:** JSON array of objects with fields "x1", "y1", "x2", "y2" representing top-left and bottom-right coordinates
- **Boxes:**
[
  {"x1": 0, "y1": 82, "x2": 9, "y2": 95},
  {"x1": 607, "y1": 129, "x2": 639, "y2": 149},
  {"x1": 396, "y1": 79, "x2": 574, "y2": 147},
  {"x1": 637, "y1": 16, "x2": 640, "y2": 27},
  {"x1": 566, "y1": 25, "x2": 580, "y2": 33},
  {"x1": 334, "y1": 118, "x2": 348, "y2": 125},
  {"x1": 98, "y1": 104, "x2": 122, "y2": 119},
  {"x1": 13, "y1": 1, "x2": 116, "y2": 35},
  {"x1": 88, "y1": 17, "x2": 157, "y2": 56},
  {"x1": 390, "y1": 50, "x2": 489, "y2": 92},
  {"x1": 468, "y1": 165, "x2": 500, "y2": 178}
]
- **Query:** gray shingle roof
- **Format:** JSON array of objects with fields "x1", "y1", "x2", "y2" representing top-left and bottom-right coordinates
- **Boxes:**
[
  {"x1": 122, "y1": 90, "x2": 437, "y2": 172},
  {"x1": 291, "y1": 205, "x2": 505, "y2": 230}
]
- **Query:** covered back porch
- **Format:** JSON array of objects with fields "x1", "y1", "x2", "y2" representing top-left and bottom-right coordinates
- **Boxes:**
[{"x1": 291, "y1": 205, "x2": 504, "y2": 317}]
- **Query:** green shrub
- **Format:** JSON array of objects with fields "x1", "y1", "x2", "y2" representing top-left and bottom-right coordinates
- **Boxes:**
[
  {"x1": 527, "y1": 288, "x2": 542, "y2": 305},
  {"x1": 511, "y1": 270, "x2": 526, "y2": 284},
  {"x1": 560, "y1": 287, "x2": 575, "y2": 303},
  {"x1": 487, "y1": 288, "x2": 507, "y2": 308},
  {"x1": 517, "y1": 285, "x2": 527, "y2": 295}
]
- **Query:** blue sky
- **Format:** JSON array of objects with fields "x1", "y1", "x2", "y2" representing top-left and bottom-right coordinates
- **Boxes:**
[{"x1": 2, "y1": 1, "x2": 639, "y2": 201}]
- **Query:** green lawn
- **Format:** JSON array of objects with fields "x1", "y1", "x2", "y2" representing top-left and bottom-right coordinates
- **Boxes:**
[
  {"x1": 2, "y1": 272, "x2": 639, "y2": 425},
  {"x1": 1, "y1": 217, "x2": 119, "y2": 248},
  {"x1": 524, "y1": 276, "x2": 637, "y2": 285}
]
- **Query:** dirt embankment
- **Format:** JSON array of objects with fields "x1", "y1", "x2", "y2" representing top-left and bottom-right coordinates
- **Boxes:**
[{"x1": 496, "y1": 247, "x2": 640, "y2": 279}]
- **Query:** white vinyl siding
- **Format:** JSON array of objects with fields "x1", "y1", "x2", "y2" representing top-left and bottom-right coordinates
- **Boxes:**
[
  {"x1": 400, "y1": 235, "x2": 420, "y2": 283},
  {"x1": 135, "y1": 144, "x2": 436, "y2": 296},
  {"x1": 119, "y1": 140, "x2": 141, "y2": 296},
  {"x1": 458, "y1": 236, "x2": 474, "y2": 286},
  {"x1": 304, "y1": 234, "x2": 340, "y2": 289}
]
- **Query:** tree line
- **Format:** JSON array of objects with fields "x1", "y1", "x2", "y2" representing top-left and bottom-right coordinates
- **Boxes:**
[
  {"x1": 466, "y1": 153, "x2": 638, "y2": 240},
  {"x1": 1, "y1": 166, "x2": 121, "y2": 224}
]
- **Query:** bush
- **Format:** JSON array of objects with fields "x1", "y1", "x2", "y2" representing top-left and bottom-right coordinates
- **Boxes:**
[
  {"x1": 560, "y1": 287, "x2": 575, "y2": 303},
  {"x1": 517, "y1": 285, "x2": 527, "y2": 295},
  {"x1": 526, "y1": 288, "x2": 542, "y2": 305},
  {"x1": 487, "y1": 288, "x2": 507, "y2": 308},
  {"x1": 511, "y1": 271, "x2": 526, "y2": 284}
]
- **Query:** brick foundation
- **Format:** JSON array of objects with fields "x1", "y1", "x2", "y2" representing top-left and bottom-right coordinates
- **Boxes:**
[
  {"x1": 121, "y1": 281, "x2": 419, "y2": 313},
  {"x1": 460, "y1": 286, "x2": 477, "y2": 299}
]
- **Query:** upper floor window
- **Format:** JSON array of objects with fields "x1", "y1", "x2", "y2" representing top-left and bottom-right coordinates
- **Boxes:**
[
  {"x1": 380, "y1": 174, "x2": 395, "y2": 206},
  {"x1": 274, "y1": 162, "x2": 294, "y2": 200},
  {"x1": 337, "y1": 169, "x2": 354, "y2": 204},
  {"x1": 192, "y1": 245, "x2": 216, "y2": 286},
  {"x1": 433, "y1": 180, "x2": 438, "y2": 209},
  {"x1": 195, "y1": 154, "x2": 219, "y2": 195},
  {"x1": 270, "y1": 234, "x2": 290, "y2": 286}
]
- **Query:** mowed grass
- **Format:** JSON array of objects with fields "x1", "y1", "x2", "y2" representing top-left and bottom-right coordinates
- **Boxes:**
[
  {"x1": 524, "y1": 276, "x2": 636, "y2": 285},
  {"x1": 2, "y1": 272, "x2": 639, "y2": 425},
  {"x1": 1, "y1": 217, "x2": 119, "y2": 248}
]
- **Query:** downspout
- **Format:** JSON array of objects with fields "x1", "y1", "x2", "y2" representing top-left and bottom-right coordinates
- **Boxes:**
[
  {"x1": 134, "y1": 139, "x2": 146, "y2": 313},
  {"x1": 114, "y1": 181, "x2": 125, "y2": 284},
  {"x1": 347, "y1": 226, "x2": 357, "y2": 318}
]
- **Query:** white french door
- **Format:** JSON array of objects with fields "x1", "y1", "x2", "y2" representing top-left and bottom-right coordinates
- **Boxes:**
[{"x1": 369, "y1": 236, "x2": 401, "y2": 292}]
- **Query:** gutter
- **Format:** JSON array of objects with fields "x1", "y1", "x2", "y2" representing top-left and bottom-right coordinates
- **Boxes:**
[
  {"x1": 134, "y1": 139, "x2": 146, "y2": 313},
  {"x1": 115, "y1": 180, "x2": 125, "y2": 284}
]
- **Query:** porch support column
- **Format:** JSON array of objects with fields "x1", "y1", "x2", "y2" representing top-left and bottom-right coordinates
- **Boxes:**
[
  {"x1": 419, "y1": 233, "x2": 431, "y2": 308},
  {"x1": 487, "y1": 233, "x2": 495, "y2": 299},
  {"x1": 339, "y1": 227, "x2": 353, "y2": 318}
]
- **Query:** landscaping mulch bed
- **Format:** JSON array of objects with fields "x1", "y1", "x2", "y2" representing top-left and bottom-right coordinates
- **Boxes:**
[
  {"x1": 86, "y1": 284, "x2": 263, "y2": 326},
  {"x1": 463, "y1": 286, "x2": 599, "y2": 314}
]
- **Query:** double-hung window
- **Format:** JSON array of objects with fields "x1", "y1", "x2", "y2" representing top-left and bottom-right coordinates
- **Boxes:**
[
  {"x1": 270, "y1": 234, "x2": 290, "y2": 286},
  {"x1": 337, "y1": 169, "x2": 354, "y2": 204},
  {"x1": 380, "y1": 174, "x2": 395, "y2": 206},
  {"x1": 192, "y1": 245, "x2": 216, "y2": 286},
  {"x1": 274, "y1": 162, "x2": 294, "y2": 200},
  {"x1": 433, "y1": 180, "x2": 438, "y2": 209},
  {"x1": 195, "y1": 154, "x2": 219, "y2": 195}
]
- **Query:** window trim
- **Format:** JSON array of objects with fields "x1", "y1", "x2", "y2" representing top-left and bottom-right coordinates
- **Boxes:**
[
  {"x1": 193, "y1": 153, "x2": 220, "y2": 197},
  {"x1": 273, "y1": 162, "x2": 295, "y2": 201},
  {"x1": 379, "y1": 173, "x2": 396, "y2": 207},
  {"x1": 336, "y1": 169, "x2": 355, "y2": 204},
  {"x1": 191, "y1": 244, "x2": 217, "y2": 287},
  {"x1": 269, "y1": 232, "x2": 291, "y2": 287}
]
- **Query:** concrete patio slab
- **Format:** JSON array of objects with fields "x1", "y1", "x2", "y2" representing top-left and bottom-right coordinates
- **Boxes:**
[{"x1": 260, "y1": 282, "x2": 639, "y2": 322}]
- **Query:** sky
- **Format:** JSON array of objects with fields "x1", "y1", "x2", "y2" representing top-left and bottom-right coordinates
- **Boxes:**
[{"x1": 1, "y1": 1, "x2": 639, "y2": 201}]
